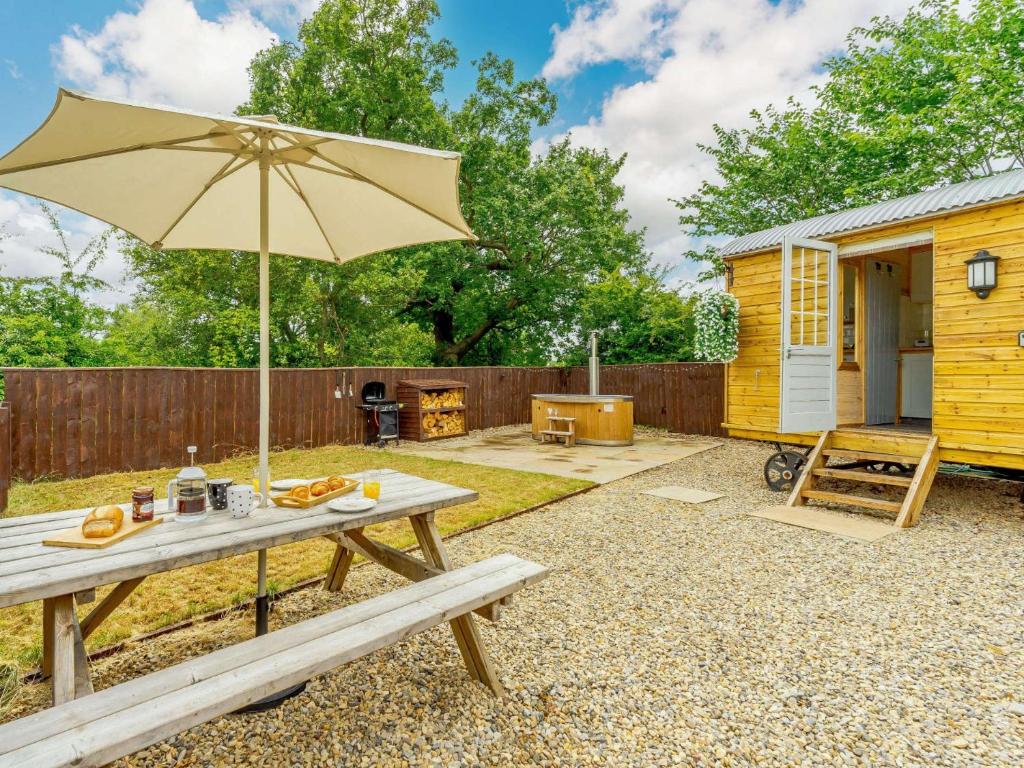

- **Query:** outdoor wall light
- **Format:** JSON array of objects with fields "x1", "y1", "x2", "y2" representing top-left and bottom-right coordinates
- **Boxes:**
[{"x1": 966, "y1": 249, "x2": 999, "y2": 299}]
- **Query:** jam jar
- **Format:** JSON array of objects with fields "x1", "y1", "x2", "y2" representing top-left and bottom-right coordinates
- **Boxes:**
[{"x1": 131, "y1": 486, "x2": 155, "y2": 522}]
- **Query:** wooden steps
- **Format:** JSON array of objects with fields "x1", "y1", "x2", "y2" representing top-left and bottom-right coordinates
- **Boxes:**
[
  {"x1": 800, "y1": 490, "x2": 903, "y2": 513},
  {"x1": 785, "y1": 430, "x2": 940, "y2": 528},
  {"x1": 541, "y1": 416, "x2": 576, "y2": 447},
  {"x1": 821, "y1": 448, "x2": 921, "y2": 465},
  {"x1": 812, "y1": 467, "x2": 912, "y2": 487}
]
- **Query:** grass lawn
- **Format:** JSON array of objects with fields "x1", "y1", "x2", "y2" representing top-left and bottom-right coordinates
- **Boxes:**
[{"x1": 1, "y1": 443, "x2": 590, "y2": 669}]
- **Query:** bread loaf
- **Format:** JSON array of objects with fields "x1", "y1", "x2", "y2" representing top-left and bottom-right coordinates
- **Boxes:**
[{"x1": 82, "y1": 505, "x2": 124, "y2": 538}]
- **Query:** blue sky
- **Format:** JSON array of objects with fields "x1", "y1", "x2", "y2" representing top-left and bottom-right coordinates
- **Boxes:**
[
  {"x1": 0, "y1": 1, "x2": 640, "y2": 153},
  {"x1": 0, "y1": 0, "x2": 913, "y2": 302}
]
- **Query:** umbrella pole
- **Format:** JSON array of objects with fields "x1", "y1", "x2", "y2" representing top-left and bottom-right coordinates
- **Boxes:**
[
  {"x1": 238, "y1": 131, "x2": 306, "y2": 713},
  {"x1": 256, "y1": 136, "x2": 271, "y2": 637}
]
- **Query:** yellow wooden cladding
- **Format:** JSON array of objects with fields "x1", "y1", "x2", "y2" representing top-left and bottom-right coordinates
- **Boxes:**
[
  {"x1": 726, "y1": 196, "x2": 1024, "y2": 471},
  {"x1": 726, "y1": 246, "x2": 783, "y2": 436},
  {"x1": 836, "y1": 369, "x2": 862, "y2": 425},
  {"x1": 931, "y1": 198, "x2": 1024, "y2": 466}
]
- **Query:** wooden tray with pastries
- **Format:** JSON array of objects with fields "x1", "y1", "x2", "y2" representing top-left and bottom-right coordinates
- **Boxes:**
[{"x1": 270, "y1": 475, "x2": 358, "y2": 509}]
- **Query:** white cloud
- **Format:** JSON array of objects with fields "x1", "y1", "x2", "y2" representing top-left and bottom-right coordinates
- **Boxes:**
[
  {"x1": 4, "y1": 59, "x2": 22, "y2": 80},
  {"x1": 234, "y1": 0, "x2": 321, "y2": 27},
  {"x1": 52, "y1": 0, "x2": 279, "y2": 113},
  {"x1": 543, "y1": 0, "x2": 673, "y2": 80},
  {"x1": 543, "y1": 0, "x2": 915, "y2": 282},
  {"x1": 2, "y1": 0, "x2": 308, "y2": 304},
  {"x1": 0, "y1": 193, "x2": 130, "y2": 307}
]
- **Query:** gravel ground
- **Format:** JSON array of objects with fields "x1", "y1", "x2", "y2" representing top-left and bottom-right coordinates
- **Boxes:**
[{"x1": 6, "y1": 436, "x2": 1024, "y2": 767}]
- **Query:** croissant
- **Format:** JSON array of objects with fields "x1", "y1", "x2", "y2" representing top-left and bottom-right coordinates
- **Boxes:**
[
  {"x1": 291, "y1": 485, "x2": 311, "y2": 500},
  {"x1": 82, "y1": 505, "x2": 124, "y2": 538},
  {"x1": 311, "y1": 481, "x2": 330, "y2": 497},
  {"x1": 327, "y1": 475, "x2": 345, "y2": 491}
]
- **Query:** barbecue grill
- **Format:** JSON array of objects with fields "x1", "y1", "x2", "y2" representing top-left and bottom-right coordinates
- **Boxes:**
[{"x1": 356, "y1": 381, "x2": 401, "y2": 447}]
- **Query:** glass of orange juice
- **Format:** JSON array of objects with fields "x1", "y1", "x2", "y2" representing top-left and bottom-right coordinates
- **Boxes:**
[{"x1": 363, "y1": 470, "x2": 381, "y2": 500}]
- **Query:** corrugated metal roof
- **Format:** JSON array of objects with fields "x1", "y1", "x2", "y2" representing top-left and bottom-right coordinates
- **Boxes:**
[{"x1": 718, "y1": 169, "x2": 1024, "y2": 258}]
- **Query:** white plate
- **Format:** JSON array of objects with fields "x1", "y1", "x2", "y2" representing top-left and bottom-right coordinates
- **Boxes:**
[
  {"x1": 326, "y1": 496, "x2": 377, "y2": 514},
  {"x1": 270, "y1": 479, "x2": 309, "y2": 491}
]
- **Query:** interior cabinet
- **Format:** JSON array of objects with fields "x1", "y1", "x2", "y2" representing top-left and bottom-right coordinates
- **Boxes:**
[{"x1": 900, "y1": 352, "x2": 933, "y2": 419}]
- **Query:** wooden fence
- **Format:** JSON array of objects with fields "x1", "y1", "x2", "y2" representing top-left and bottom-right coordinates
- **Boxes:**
[
  {"x1": 0, "y1": 363, "x2": 723, "y2": 493},
  {"x1": 0, "y1": 403, "x2": 10, "y2": 512}
]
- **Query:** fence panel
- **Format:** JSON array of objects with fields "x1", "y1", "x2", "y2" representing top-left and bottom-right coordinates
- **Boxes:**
[
  {"x1": 0, "y1": 362, "x2": 724, "y2": 482},
  {"x1": 0, "y1": 402, "x2": 10, "y2": 513}
]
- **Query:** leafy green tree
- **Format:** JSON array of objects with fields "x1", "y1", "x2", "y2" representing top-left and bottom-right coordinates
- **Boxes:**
[
  {"x1": 678, "y1": 0, "x2": 1024, "y2": 277},
  {"x1": 95, "y1": 304, "x2": 176, "y2": 367},
  {"x1": 560, "y1": 267, "x2": 695, "y2": 365},
  {"x1": 120, "y1": 239, "x2": 433, "y2": 368},
  {"x1": 238, "y1": 0, "x2": 648, "y2": 365},
  {"x1": 0, "y1": 205, "x2": 111, "y2": 368}
]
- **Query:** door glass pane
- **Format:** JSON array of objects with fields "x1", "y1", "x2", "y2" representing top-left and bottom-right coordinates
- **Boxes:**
[{"x1": 789, "y1": 246, "x2": 831, "y2": 347}]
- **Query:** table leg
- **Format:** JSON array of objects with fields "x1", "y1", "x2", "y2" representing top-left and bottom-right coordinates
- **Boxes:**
[
  {"x1": 47, "y1": 593, "x2": 95, "y2": 705},
  {"x1": 50, "y1": 595, "x2": 76, "y2": 706},
  {"x1": 409, "y1": 513, "x2": 505, "y2": 697},
  {"x1": 72, "y1": 613, "x2": 94, "y2": 698},
  {"x1": 329, "y1": 530, "x2": 503, "y2": 622},
  {"x1": 41, "y1": 598, "x2": 55, "y2": 679},
  {"x1": 324, "y1": 527, "x2": 362, "y2": 592}
]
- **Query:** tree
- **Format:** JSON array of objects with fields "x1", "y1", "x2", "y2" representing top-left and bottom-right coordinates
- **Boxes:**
[
  {"x1": 237, "y1": 0, "x2": 648, "y2": 365},
  {"x1": 678, "y1": 0, "x2": 1024, "y2": 277},
  {"x1": 0, "y1": 205, "x2": 112, "y2": 368},
  {"x1": 119, "y1": 240, "x2": 432, "y2": 368},
  {"x1": 560, "y1": 267, "x2": 695, "y2": 366}
]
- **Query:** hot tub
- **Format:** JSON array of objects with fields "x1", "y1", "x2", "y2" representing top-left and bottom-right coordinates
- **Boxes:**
[{"x1": 531, "y1": 394, "x2": 634, "y2": 446}]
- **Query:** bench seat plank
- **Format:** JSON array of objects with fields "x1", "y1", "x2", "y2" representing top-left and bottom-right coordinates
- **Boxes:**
[{"x1": 0, "y1": 554, "x2": 547, "y2": 768}]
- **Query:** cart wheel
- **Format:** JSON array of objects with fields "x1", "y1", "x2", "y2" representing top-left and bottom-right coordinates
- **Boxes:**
[{"x1": 764, "y1": 451, "x2": 807, "y2": 492}]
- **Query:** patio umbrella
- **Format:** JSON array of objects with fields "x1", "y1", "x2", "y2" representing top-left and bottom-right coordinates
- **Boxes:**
[{"x1": 0, "y1": 88, "x2": 474, "y2": 635}]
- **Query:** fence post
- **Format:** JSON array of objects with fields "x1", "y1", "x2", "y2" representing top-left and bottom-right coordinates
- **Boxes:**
[{"x1": 0, "y1": 401, "x2": 10, "y2": 514}]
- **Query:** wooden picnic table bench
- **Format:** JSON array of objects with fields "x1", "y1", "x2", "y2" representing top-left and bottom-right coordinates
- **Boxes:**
[
  {"x1": 0, "y1": 553, "x2": 546, "y2": 768},
  {"x1": 0, "y1": 470, "x2": 548, "y2": 766}
]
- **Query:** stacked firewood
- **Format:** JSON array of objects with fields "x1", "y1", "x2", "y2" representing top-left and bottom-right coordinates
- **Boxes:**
[
  {"x1": 420, "y1": 389, "x2": 463, "y2": 409},
  {"x1": 421, "y1": 410, "x2": 465, "y2": 438}
]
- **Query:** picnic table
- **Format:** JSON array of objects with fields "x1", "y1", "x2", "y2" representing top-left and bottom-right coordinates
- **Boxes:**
[{"x1": 0, "y1": 469, "x2": 509, "y2": 706}]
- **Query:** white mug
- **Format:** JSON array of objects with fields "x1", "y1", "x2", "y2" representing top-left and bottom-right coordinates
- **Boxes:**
[{"x1": 227, "y1": 484, "x2": 263, "y2": 518}]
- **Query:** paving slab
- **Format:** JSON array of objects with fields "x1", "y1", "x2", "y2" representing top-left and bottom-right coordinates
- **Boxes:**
[
  {"x1": 395, "y1": 426, "x2": 719, "y2": 484},
  {"x1": 643, "y1": 486, "x2": 724, "y2": 504},
  {"x1": 748, "y1": 505, "x2": 897, "y2": 542}
]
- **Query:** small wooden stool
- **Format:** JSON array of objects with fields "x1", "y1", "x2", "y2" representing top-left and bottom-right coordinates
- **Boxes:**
[{"x1": 541, "y1": 416, "x2": 576, "y2": 447}]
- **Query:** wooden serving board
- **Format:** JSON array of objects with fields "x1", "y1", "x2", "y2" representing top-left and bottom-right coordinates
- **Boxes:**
[
  {"x1": 43, "y1": 516, "x2": 164, "y2": 549},
  {"x1": 270, "y1": 477, "x2": 359, "y2": 509}
]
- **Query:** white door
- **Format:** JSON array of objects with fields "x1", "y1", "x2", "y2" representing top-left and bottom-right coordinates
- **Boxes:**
[{"x1": 780, "y1": 236, "x2": 838, "y2": 433}]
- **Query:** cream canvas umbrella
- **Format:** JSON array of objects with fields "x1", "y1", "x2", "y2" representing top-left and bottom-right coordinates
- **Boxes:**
[{"x1": 0, "y1": 88, "x2": 474, "y2": 635}]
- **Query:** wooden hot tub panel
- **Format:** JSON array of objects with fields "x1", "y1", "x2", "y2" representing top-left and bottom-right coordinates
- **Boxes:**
[{"x1": 531, "y1": 397, "x2": 634, "y2": 446}]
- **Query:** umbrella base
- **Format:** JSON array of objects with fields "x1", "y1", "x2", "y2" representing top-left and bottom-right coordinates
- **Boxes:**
[
  {"x1": 236, "y1": 682, "x2": 308, "y2": 712},
  {"x1": 233, "y1": 594, "x2": 307, "y2": 711}
]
